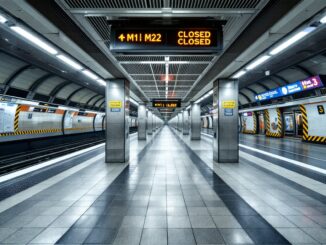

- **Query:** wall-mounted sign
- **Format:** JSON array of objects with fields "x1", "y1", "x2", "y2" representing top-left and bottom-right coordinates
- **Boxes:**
[
  {"x1": 255, "y1": 75, "x2": 324, "y2": 102},
  {"x1": 152, "y1": 99, "x2": 181, "y2": 108},
  {"x1": 224, "y1": 108, "x2": 233, "y2": 116},
  {"x1": 110, "y1": 26, "x2": 223, "y2": 53},
  {"x1": 222, "y1": 100, "x2": 236, "y2": 109},
  {"x1": 109, "y1": 100, "x2": 122, "y2": 108},
  {"x1": 317, "y1": 105, "x2": 325, "y2": 115}
]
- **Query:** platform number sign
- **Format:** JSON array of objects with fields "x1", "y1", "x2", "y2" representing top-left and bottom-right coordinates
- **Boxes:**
[{"x1": 317, "y1": 105, "x2": 325, "y2": 114}]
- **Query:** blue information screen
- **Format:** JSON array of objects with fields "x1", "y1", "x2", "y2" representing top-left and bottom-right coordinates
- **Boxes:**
[{"x1": 255, "y1": 75, "x2": 324, "y2": 102}]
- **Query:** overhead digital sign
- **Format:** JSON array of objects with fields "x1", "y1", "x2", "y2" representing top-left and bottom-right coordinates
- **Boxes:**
[
  {"x1": 255, "y1": 75, "x2": 324, "y2": 102},
  {"x1": 110, "y1": 27, "x2": 223, "y2": 53},
  {"x1": 152, "y1": 99, "x2": 181, "y2": 108}
]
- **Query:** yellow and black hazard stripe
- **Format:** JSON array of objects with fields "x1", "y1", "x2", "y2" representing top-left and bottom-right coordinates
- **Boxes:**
[
  {"x1": 0, "y1": 128, "x2": 62, "y2": 137},
  {"x1": 14, "y1": 104, "x2": 21, "y2": 132},
  {"x1": 265, "y1": 108, "x2": 283, "y2": 138},
  {"x1": 300, "y1": 104, "x2": 326, "y2": 144}
]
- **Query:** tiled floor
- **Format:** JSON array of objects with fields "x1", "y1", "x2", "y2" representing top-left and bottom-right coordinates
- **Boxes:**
[{"x1": 0, "y1": 127, "x2": 325, "y2": 244}]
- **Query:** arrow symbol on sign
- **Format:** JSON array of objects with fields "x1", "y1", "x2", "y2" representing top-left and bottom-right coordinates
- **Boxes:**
[{"x1": 118, "y1": 34, "x2": 125, "y2": 42}]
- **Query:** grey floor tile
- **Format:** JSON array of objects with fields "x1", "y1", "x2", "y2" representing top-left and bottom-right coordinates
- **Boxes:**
[
  {"x1": 190, "y1": 215, "x2": 216, "y2": 228},
  {"x1": 168, "y1": 228, "x2": 196, "y2": 244},
  {"x1": 168, "y1": 216, "x2": 191, "y2": 228},
  {"x1": 219, "y1": 228, "x2": 254, "y2": 244},
  {"x1": 187, "y1": 207, "x2": 209, "y2": 216},
  {"x1": 140, "y1": 228, "x2": 167, "y2": 245},
  {"x1": 24, "y1": 215, "x2": 58, "y2": 228},
  {"x1": 121, "y1": 216, "x2": 145, "y2": 228},
  {"x1": 276, "y1": 228, "x2": 319, "y2": 244},
  {"x1": 309, "y1": 215, "x2": 326, "y2": 226},
  {"x1": 207, "y1": 207, "x2": 231, "y2": 216},
  {"x1": 55, "y1": 227, "x2": 92, "y2": 244},
  {"x1": 212, "y1": 215, "x2": 242, "y2": 228},
  {"x1": 84, "y1": 228, "x2": 118, "y2": 244},
  {"x1": 167, "y1": 207, "x2": 188, "y2": 216},
  {"x1": 263, "y1": 215, "x2": 296, "y2": 228},
  {"x1": 193, "y1": 228, "x2": 225, "y2": 244},
  {"x1": 29, "y1": 227, "x2": 68, "y2": 244},
  {"x1": 3, "y1": 227, "x2": 43, "y2": 244},
  {"x1": 303, "y1": 228, "x2": 326, "y2": 243},
  {"x1": 285, "y1": 215, "x2": 320, "y2": 228},
  {"x1": 113, "y1": 227, "x2": 142, "y2": 245},
  {"x1": 49, "y1": 215, "x2": 80, "y2": 228},
  {"x1": 1, "y1": 215, "x2": 35, "y2": 228},
  {"x1": 0, "y1": 228, "x2": 18, "y2": 242},
  {"x1": 144, "y1": 216, "x2": 167, "y2": 228},
  {"x1": 147, "y1": 207, "x2": 167, "y2": 216}
]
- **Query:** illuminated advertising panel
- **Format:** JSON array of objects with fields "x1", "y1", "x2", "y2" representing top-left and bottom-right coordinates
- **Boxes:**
[
  {"x1": 110, "y1": 27, "x2": 223, "y2": 53},
  {"x1": 255, "y1": 75, "x2": 324, "y2": 102}
]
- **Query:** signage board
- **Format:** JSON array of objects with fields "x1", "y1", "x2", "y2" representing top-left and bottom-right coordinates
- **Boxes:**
[
  {"x1": 317, "y1": 105, "x2": 325, "y2": 115},
  {"x1": 109, "y1": 100, "x2": 122, "y2": 108},
  {"x1": 152, "y1": 99, "x2": 181, "y2": 108},
  {"x1": 224, "y1": 108, "x2": 233, "y2": 116},
  {"x1": 110, "y1": 26, "x2": 223, "y2": 53},
  {"x1": 222, "y1": 100, "x2": 236, "y2": 109},
  {"x1": 255, "y1": 75, "x2": 324, "y2": 102}
]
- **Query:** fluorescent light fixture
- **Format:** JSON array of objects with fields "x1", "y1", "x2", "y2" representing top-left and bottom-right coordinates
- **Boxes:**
[
  {"x1": 246, "y1": 55, "x2": 271, "y2": 70},
  {"x1": 232, "y1": 70, "x2": 246, "y2": 79},
  {"x1": 82, "y1": 70, "x2": 98, "y2": 80},
  {"x1": 0, "y1": 14, "x2": 7, "y2": 23},
  {"x1": 186, "y1": 105, "x2": 190, "y2": 110},
  {"x1": 97, "y1": 79, "x2": 106, "y2": 86},
  {"x1": 56, "y1": 54, "x2": 83, "y2": 70},
  {"x1": 320, "y1": 15, "x2": 326, "y2": 24},
  {"x1": 269, "y1": 27, "x2": 315, "y2": 55},
  {"x1": 165, "y1": 56, "x2": 170, "y2": 62},
  {"x1": 10, "y1": 26, "x2": 58, "y2": 55},
  {"x1": 140, "y1": 61, "x2": 189, "y2": 64}
]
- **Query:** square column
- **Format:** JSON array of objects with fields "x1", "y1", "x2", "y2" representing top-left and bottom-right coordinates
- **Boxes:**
[
  {"x1": 183, "y1": 110, "x2": 190, "y2": 135},
  {"x1": 105, "y1": 79, "x2": 130, "y2": 163},
  {"x1": 138, "y1": 103, "x2": 146, "y2": 140},
  {"x1": 191, "y1": 102, "x2": 201, "y2": 140},
  {"x1": 213, "y1": 79, "x2": 239, "y2": 163},
  {"x1": 147, "y1": 110, "x2": 153, "y2": 135}
]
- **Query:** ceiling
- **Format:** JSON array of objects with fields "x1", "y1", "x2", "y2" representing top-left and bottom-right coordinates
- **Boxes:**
[
  {"x1": 1, "y1": 0, "x2": 324, "y2": 119},
  {"x1": 49, "y1": 0, "x2": 270, "y2": 118}
]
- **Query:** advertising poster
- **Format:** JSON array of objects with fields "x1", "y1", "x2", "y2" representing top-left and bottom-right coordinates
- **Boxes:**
[
  {"x1": 258, "y1": 114, "x2": 265, "y2": 134},
  {"x1": 268, "y1": 108, "x2": 279, "y2": 133},
  {"x1": 284, "y1": 114, "x2": 294, "y2": 132},
  {"x1": 0, "y1": 102, "x2": 18, "y2": 133},
  {"x1": 241, "y1": 112, "x2": 254, "y2": 133}
]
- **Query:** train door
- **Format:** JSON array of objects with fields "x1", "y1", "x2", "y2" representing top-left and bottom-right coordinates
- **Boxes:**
[
  {"x1": 258, "y1": 113, "x2": 265, "y2": 134},
  {"x1": 295, "y1": 111, "x2": 303, "y2": 137},
  {"x1": 283, "y1": 112, "x2": 295, "y2": 136}
]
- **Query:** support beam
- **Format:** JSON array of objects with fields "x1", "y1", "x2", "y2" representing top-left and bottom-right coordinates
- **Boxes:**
[
  {"x1": 147, "y1": 110, "x2": 153, "y2": 135},
  {"x1": 213, "y1": 79, "x2": 239, "y2": 163},
  {"x1": 105, "y1": 79, "x2": 130, "y2": 163}
]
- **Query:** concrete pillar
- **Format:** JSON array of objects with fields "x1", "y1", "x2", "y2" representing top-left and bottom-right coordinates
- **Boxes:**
[
  {"x1": 183, "y1": 110, "x2": 190, "y2": 135},
  {"x1": 105, "y1": 79, "x2": 129, "y2": 163},
  {"x1": 147, "y1": 110, "x2": 153, "y2": 135},
  {"x1": 191, "y1": 102, "x2": 201, "y2": 140},
  {"x1": 213, "y1": 79, "x2": 239, "y2": 163},
  {"x1": 138, "y1": 103, "x2": 146, "y2": 140}
]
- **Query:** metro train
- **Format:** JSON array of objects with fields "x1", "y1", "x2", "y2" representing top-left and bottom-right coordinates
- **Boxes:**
[
  {"x1": 201, "y1": 97, "x2": 326, "y2": 144},
  {"x1": 0, "y1": 97, "x2": 138, "y2": 143}
]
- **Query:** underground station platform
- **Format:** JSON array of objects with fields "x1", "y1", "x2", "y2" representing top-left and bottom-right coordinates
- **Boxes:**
[{"x1": 0, "y1": 0, "x2": 326, "y2": 244}]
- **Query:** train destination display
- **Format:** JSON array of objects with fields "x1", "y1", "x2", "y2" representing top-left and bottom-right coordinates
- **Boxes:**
[
  {"x1": 110, "y1": 27, "x2": 223, "y2": 53},
  {"x1": 255, "y1": 75, "x2": 324, "y2": 102},
  {"x1": 152, "y1": 99, "x2": 181, "y2": 108}
]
